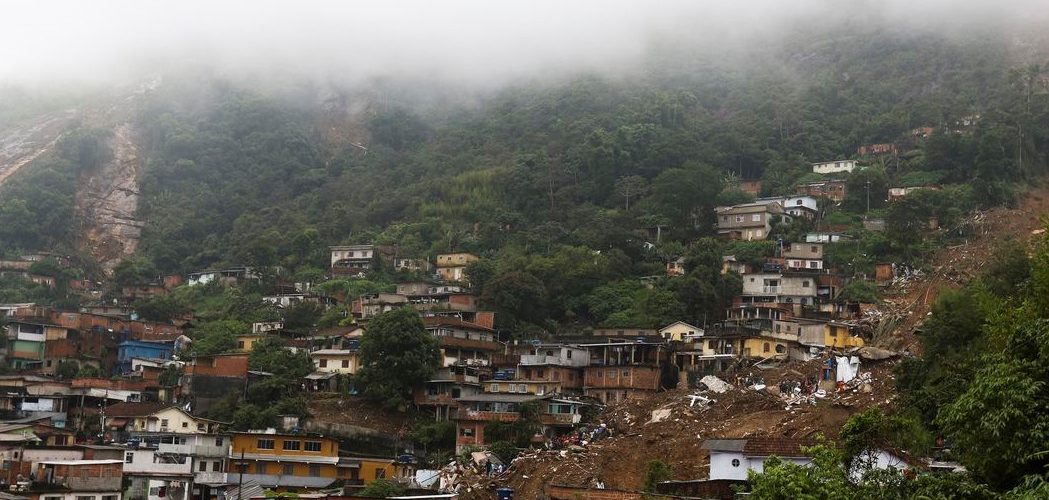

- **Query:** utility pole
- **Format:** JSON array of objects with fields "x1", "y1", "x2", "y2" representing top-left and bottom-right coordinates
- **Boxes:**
[{"x1": 866, "y1": 180, "x2": 871, "y2": 215}]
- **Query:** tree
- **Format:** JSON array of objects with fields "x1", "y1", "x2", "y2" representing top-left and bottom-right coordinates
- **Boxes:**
[
  {"x1": 189, "y1": 320, "x2": 246, "y2": 356},
  {"x1": 56, "y1": 360, "x2": 79, "y2": 379},
  {"x1": 480, "y1": 270, "x2": 547, "y2": 329},
  {"x1": 357, "y1": 308, "x2": 440, "y2": 409},
  {"x1": 649, "y1": 162, "x2": 723, "y2": 238},
  {"x1": 77, "y1": 364, "x2": 101, "y2": 378},
  {"x1": 642, "y1": 460, "x2": 672, "y2": 492},
  {"x1": 357, "y1": 478, "x2": 406, "y2": 498},
  {"x1": 614, "y1": 175, "x2": 649, "y2": 210}
]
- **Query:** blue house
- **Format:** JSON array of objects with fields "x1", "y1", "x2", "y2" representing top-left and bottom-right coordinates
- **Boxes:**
[{"x1": 117, "y1": 340, "x2": 174, "y2": 375}]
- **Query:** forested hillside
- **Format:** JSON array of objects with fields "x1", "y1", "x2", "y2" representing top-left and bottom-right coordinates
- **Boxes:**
[{"x1": 2, "y1": 25, "x2": 1047, "y2": 332}]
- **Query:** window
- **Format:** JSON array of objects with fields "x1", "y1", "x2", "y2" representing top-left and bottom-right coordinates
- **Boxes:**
[
  {"x1": 308, "y1": 464, "x2": 321, "y2": 477},
  {"x1": 763, "y1": 343, "x2": 770, "y2": 353},
  {"x1": 829, "y1": 328, "x2": 838, "y2": 337},
  {"x1": 125, "y1": 452, "x2": 134, "y2": 463},
  {"x1": 735, "y1": 215, "x2": 744, "y2": 223},
  {"x1": 161, "y1": 419, "x2": 169, "y2": 428},
  {"x1": 490, "y1": 383, "x2": 500, "y2": 392},
  {"x1": 45, "y1": 496, "x2": 63, "y2": 500},
  {"x1": 257, "y1": 439, "x2": 275, "y2": 450},
  {"x1": 708, "y1": 341, "x2": 716, "y2": 349},
  {"x1": 536, "y1": 369, "x2": 545, "y2": 378},
  {"x1": 776, "y1": 345, "x2": 786, "y2": 354},
  {"x1": 319, "y1": 359, "x2": 328, "y2": 368},
  {"x1": 566, "y1": 350, "x2": 572, "y2": 359},
  {"x1": 607, "y1": 370, "x2": 616, "y2": 379},
  {"x1": 213, "y1": 461, "x2": 222, "y2": 472},
  {"x1": 76, "y1": 496, "x2": 95, "y2": 500},
  {"x1": 215, "y1": 437, "x2": 224, "y2": 446},
  {"x1": 796, "y1": 199, "x2": 803, "y2": 206},
  {"x1": 342, "y1": 360, "x2": 349, "y2": 368},
  {"x1": 553, "y1": 371, "x2": 561, "y2": 381},
  {"x1": 518, "y1": 384, "x2": 527, "y2": 393},
  {"x1": 732, "y1": 459, "x2": 741, "y2": 467},
  {"x1": 199, "y1": 461, "x2": 208, "y2": 472},
  {"x1": 622, "y1": 370, "x2": 630, "y2": 377},
  {"x1": 283, "y1": 463, "x2": 294, "y2": 475},
  {"x1": 237, "y1": 341, "x2": 245, "y2": 349},
  {"x1": 182, "y1": 422, "x2": 189, "y2": 428},
  {"x1": 459, "y1": 427, "x2": 474, "y2": 437},
  {"x1": 304, "y1": 441, "x2": 322, "y2": 452},
  {"x1": 198, "y1": 423, "x2": 205, "y2": 431},
  {"x1": 282, "y1": 440, "x2": 301, "y2": 451},
  {"x1": 751, "y1": 214, "x2": 761, "y2": 222},
  {"x1": 802, "y1": 280, "x2": 810, "y2": 287},
  {"x1": 256, "y1": 463, "x2": 268, "y2": 474},
  {"x1": 811, "y1": 246, "x2": 818, "y2": 252},
  {"x1": 375, "y1": 469, "x2": 386, "y2": 479}
]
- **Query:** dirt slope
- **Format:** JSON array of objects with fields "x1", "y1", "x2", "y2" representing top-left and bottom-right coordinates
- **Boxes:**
[
  {"x1": 74, "y1": 123, "x2": 143, "y2": 273},
  {"x1": 0, "y1": 110, "x2": 77, "y2": 187},
  {"x1": 870, "y1": 181, "x2": 1049, "y2": 352}
]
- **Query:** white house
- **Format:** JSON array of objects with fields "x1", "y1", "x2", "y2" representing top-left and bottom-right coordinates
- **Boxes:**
[
  {"x1": 703, "y1": 438, "x2": 921, "y2": 482},
  {"x1": 703, "y1": 438, "x2": 812, "y2": 480},
  {"x1": 812, "y1": 160, "x2": 858, "y2": 174},
  {"x1": 659, "y1": 321, "x2": 704, "y2": 342},
  {"x1": 756, "y1": 196, "x2": 819, "y2": 220}
]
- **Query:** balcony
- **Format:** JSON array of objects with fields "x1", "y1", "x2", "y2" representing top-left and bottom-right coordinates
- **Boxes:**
[
  {"x1": 194, "y1": 471, "x2": 228, "y2": 485},
  {"x1": 762, "y1": 286, "x2": 781, "y2": 294},
  {"x1": 461, "y1": 410, "x2": 519, "y2": 422},
  {"x1": 520, "y1": 354, "x2": 570, "y2": 366}
]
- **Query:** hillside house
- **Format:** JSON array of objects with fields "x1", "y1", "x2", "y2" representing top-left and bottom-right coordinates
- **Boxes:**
[
  {"x1": 34, "y1": 459, "x2": 124, "y2": 500},
  {"x1": 796, "y1": 179, "x2": 847, "y2": 202},
  {"x1": 121, "y1": 448, "x2": 193, "y2": 500},
  {"x1": 715, "y1": 201, "x2": 786, "y2": 241},
  {"x1": 393, "y1": 258, "x2": 431, "y2": 273},
  {"x1": 783, "y1": 243, "x2": 824, "y2": 271},
  {"x1": 227, "y1": 432, "x2": 385, "y2": 490},
  {"x1": 757, "y1": 196, "x2": 818, "y2": 220},
  {"x1": 702, "y1": 438, "x2": 812, "y2": 480},
  {"x1": 812, "y1": 160, "x2": 858, "y2": 174},
  {"x1": 666, "y1": 257, "x2": 686, "y2": 277},
  {"x1": 740, "y1": 272, "x2": 819, "y2": 308},
  {"x1": 329, "y1": 245, "x2": 376, "y2": 275},
  {"x1": 116, "y1": 341, "x2": 173, "y2": 375},
  {"x1": 186, "y1": 267, "x2": 258, "y2": 287},
  {"x1": 659, "y1": 321, "x2": 703, "y2": 342},
  {"x1": 423, "y1": 317, "x2": 500, "y2": 368},
  {"x1": 857, "y1": 143, "x2": 897, "y2": 156},
  {"x1": 311, "y1": 349, "x2": 359, "y2": 375},
  {"x1": 454, "y1": 393, "x2": 544, "y2": 451},
  {"x1": 104, "y1": 402, "x2": 223, "y2": 439},
  {"x1": 581, "y1": 341, "x2": 665, "y2": 403},
  {"x1": 435, "y1": 253, "x2": 479, "y2": 283}
]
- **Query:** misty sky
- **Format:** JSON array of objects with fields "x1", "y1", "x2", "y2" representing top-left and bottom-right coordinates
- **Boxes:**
[{"x1": 1, "y1": 0, "x2": 1047, "y2": 89}]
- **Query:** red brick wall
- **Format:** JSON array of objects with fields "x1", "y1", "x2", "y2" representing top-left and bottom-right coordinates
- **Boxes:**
[
  {"x1": 188, "y1": 355, "x2": 249, "y2": 377},
  {"x1": 584, "y1": 366, "x2": 660, "y2": 390}
]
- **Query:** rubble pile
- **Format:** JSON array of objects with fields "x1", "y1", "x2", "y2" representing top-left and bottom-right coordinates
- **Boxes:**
[{"x1": 469, "y1": 354, "x2": 901, "y2": 499}]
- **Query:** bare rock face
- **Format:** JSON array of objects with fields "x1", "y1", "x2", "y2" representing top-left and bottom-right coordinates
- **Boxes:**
[{"x1": 75, "y1": 123, "x2": 143, "y2": 274}]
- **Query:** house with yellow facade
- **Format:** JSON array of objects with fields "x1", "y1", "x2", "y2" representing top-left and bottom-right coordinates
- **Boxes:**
[
  {"x1": 311, "y1": 349, "x2": 360, "y2": 375},
  {"x1": 824, "y1": 321, "x2": 865, "y2": 349},
  {"x1": 658, "y1": 321, "x2": 704, "y2": 342},
  {"x1": 227, "y1": 431, "x2": 397, "y2": 491}
]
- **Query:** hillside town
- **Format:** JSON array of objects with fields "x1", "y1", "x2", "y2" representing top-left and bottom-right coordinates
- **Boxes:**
[{"x1": 0, "y1": 154, "x2": 957, "y2": 500}]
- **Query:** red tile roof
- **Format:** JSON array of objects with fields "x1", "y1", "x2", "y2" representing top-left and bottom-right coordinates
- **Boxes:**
[
  {"x1": 742, "y1": 437, "x2": 811, "y2": 457},
  {"x1": 103, "y1": 401, "x2": 172, "y2": 417}
]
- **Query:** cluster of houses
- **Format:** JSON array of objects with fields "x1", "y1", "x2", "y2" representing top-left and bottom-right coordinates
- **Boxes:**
[{"x1": 0, "y1": 371, "x2": 409, "y2": 500}]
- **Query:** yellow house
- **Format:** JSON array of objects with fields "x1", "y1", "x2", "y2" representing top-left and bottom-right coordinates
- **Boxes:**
[
  {"x1": 228, "y1": 432, "x2": 401, "y2": 490},
  {"x1": 659, "y1": 321, "x2": 703, "y2": 342},
  {"x1": 742, "y1": 336, "x2": 791, "y2": 359},
  {"x1": 312, "y1": 349, "x2": 360, "y2": 375},
  {"x1": 235, "y1": 334, "x2": 265, "y2": 353},
  {"x1": 435, "y1": 253, "x2": 479, "y2": 283},
  {"x1": 825, "y1": 322, "x2": 865, "y2": 349}
]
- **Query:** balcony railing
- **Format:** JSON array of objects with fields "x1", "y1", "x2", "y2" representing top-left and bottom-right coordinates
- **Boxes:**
[
  {"x1": 462, "y1": 411, "x2": 519, "y2": 422},
  {"x1": 762, "y1": 286, "x2": 781, "y2": 293}
]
